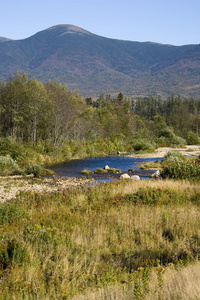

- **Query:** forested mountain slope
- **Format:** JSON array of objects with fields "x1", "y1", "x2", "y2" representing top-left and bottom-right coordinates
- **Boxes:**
[{"x1": 0, "y1": 24, "x2": 200, "y2": 98}]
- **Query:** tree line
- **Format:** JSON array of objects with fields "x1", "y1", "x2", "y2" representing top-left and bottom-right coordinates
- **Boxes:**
[
  {"x1": 1, "y1": 73, "x2": 200, "y2": 158},
  {"x1": 132, "y1": 94, "x2": 200, "y2": 144},
  {"x1": 0, "y1": 73, "x2": 135, "y2": 149}
]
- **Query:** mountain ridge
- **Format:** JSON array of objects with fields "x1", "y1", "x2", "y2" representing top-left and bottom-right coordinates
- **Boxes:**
[{"x1": 0, "y1": 24, "x2": 200, "y2": 98}]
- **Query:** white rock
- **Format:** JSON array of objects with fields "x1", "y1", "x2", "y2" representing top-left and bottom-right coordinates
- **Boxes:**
[
  {"x1": 104, "y1": 165, "x2": 110, "y2": 170},
  {"x1": 150, "y1": 170, "x2": 160, "y2": 178},
  {"x1": 119, "y1": 173, "x2": 130, "y2": 180},
  {"x1": 130, "y1": 175, "x2": 140, "y2": 180}
]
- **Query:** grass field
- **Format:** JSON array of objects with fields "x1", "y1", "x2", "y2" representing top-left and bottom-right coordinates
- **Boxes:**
[{"x1": 1, "y1": 178, "x2": 200, "y2": 299}]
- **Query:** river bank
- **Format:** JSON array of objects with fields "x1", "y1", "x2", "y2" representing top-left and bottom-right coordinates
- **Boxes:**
[
  {"x1": 130, "y1": 145, "x2": 200, "y2": 158},
  {"x1": 0, "y1": 176, "x2": 93, "y2": 203},
  {"x1": 1, "y1": 145, "x2": 200, "y2": 203}
]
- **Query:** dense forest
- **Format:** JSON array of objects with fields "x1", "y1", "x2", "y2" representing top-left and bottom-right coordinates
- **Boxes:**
[{"x1": 0, "y1": 72, "x2": 200, "y2": 166}]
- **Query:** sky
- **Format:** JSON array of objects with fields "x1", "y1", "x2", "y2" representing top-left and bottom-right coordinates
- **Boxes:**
[{"x1": 0, "y1": 0, "x2": 200, "y2": 46}]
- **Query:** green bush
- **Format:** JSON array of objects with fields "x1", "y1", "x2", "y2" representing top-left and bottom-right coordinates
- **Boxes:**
[
  {"x1": 0, "y1": 155, "x2": 22, "y2": 176},
  {"x1": 161, "y1": 158, "x2": 200, "y2": 180},
  {"x1": 0, "y1": 239, "x2": 29, "y2": 271},
  {"x1": 125, "y1": 187, "x2": 181, "y2": 205},
  {"x1": 186, "y1": 131, "x2": 200, "y2": 145},
  {"x1": 155, "y1": 128, "x2": 186, "y2": 146},
  {"x1": 95, "y1": 168, "x2": 108, "y2": 174},
  {"x1": 132, "y1": 139, "x2": 156, "y2": 152},
  {"x1": 107, "y1": 168, "x2": 121, "y2": 173},
  {"x1": 80, "y1": 169, "x2": 94, "y2": 175},
  {"x1": 163, "y1": 151, "x2": 185, "y2": 165},
  {"x1": 0, "y1": 137, "x2": 25, "y2": 161},
  {"x1": 25, "y1": 163, "x2": 43, "y2": 177}
]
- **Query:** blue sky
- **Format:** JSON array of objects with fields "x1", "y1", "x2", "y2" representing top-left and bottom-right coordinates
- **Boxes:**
[{"x1": 1, "y1": 0, "x2": 200, "y2": 45}]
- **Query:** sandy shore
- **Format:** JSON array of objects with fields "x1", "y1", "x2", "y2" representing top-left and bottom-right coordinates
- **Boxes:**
[
  {"x1": 129, "y1": 145, "x2": 200, "y2": 158},
  {"x1": 0, "y1": 176, "x2": 93, "y2": 203}
]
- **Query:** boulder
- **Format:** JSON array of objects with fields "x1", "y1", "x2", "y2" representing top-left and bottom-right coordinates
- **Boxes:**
[
  {"x1": 130, "y1": 175, "x2": 140, "y2": 180},
  {"x1": 150, "y1": 170, "x2": 160, "y2": 178},
  {"x1": 104, "y1": 165, "x2": 110, "y2": 170},
  {"x1": 119, "y1": 173, "x2": 130, "y2": 180}
]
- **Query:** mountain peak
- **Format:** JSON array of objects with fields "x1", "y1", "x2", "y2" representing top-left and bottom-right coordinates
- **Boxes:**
[
  {"x1": 47, "y1": 24, "x2": 92, "y2": 36},
  {"x1": 0, "y1": 25, "x2": 199, "y2": 98}
]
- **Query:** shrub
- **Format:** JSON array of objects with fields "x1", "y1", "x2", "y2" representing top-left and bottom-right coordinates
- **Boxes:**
[
  {"x1": 125, "y1": 187, "x2": 181, "y2": 205},
  {"x1": 0, "y1": 239, "x2": 28, "y2": 271},
  {"x1": 163, "y1": 151, "x2": 185, "y2": 165},
  {"x1": 0, "y1": 137, "x2": 25, "y2": 161},
  {"x1": 80, "y1": 169, "x2": 94, "y2": 175},
  {"x1": 95, "y1": 168, "x2": 108, "y2": 174},
  {"x1": 107, "y1": 168, "x2": 121, "y2": 173},
  {"x1": 132, "y1": 139, "x2": 156, "y2": 152},
  {"x1": 25, "y1": 163, "x2": 43, "y2": 177},
  {"x1": 161, "y1": 158, "x2": 200, "y2": 180},
  {"x1": 0, "y1": 155, "x2": 22, "y2": 176},
  {"x1": 156, "y1": 128, "x2": 186, "y2": 146},
  {"x1": 42, "y1": 169, "x2": 55, "y2": 175},
  {"x1": 186, "y1": 131, "x2": 200, "y2": 145}
]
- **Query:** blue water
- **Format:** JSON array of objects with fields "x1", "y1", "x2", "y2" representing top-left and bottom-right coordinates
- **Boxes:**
[{"x1": 47, "y1": 155, "x2": 163, "y2": 180}]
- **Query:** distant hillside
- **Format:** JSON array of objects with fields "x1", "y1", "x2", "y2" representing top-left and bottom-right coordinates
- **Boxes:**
[{"x1": 0, "y1": 24, "x2": 200, "y2": 98}]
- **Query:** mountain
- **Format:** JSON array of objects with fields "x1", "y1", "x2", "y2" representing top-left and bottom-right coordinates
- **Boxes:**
[{"x1": 0, "y1": 24, "x2": 200, "y2": 98}]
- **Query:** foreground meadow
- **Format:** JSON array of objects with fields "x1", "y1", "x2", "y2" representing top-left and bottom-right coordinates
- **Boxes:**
[{"x1": 1, "y1": 178, "x2": 200, "y2": 299}]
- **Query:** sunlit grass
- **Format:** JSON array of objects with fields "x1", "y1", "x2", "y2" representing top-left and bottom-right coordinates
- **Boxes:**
[{"x1": 1, "y1": 179, "x2": 200, "y2": 298}]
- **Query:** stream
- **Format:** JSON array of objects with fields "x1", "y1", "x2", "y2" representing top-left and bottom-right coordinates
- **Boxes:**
[{"x1": 47, "y1": 155, "x2": 163, "y2": 182}]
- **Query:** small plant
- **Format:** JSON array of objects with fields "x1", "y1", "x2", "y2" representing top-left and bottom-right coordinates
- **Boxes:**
[
  {"x1": 0, "y1": 239, "x2": 29, "y2": 271},
  {"x1": 95, "y1": 168, "x2": 108, "y2": 174},
  {"x1": 25, "y1": 163, "x2": 43, "y2": 177},
  {"x1": 128, "y1": 168, "x2": 134, "y2": 172},
  {"x1": 107, "y1": 168, "x2": 121, "y2": 173},
  {"x1": 42, "y1": 169, "x2": 55, "y2": 175},
  {"x1": 80, "y1": 169, "x2": 94, "y2": 175}
]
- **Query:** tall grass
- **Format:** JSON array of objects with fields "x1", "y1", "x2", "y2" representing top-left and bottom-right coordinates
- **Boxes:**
[
  {"x1": 73, "y1": 262, "x2": 200, "y2": 300},
  {"x1": 1, "y1": 179, "x2": 200, "y2": 299}
]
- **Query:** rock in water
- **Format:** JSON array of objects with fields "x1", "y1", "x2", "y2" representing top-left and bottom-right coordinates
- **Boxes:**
[
  {"x1": 119, "y1": 173, "x2": 130, "y2": 180},
  {"x1": 130, "y1": 175, "x2": 140, "y2": 180},
  {"x1": 104, "y1": 165, "x2": 110, "y2": 170},
  {"x1": 150, "y1": 170, "x2": 160, "y2": 178}
]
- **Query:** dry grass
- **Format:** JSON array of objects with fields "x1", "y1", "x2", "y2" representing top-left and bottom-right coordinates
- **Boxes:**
[
  {"x1": 73, "y1": 262, "x2": 200, "y2": 300},
  {"x1": 1, "y1": 178, "x2": 200, "y2": 299}
]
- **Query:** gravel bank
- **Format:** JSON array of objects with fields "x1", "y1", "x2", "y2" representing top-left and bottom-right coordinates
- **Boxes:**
[
  {"x1": 0, "y1": 176, "x2": 93, "y2": 203},
  {"x1": 128, "y1": 145, "x2": 200, "y2": 158}
]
